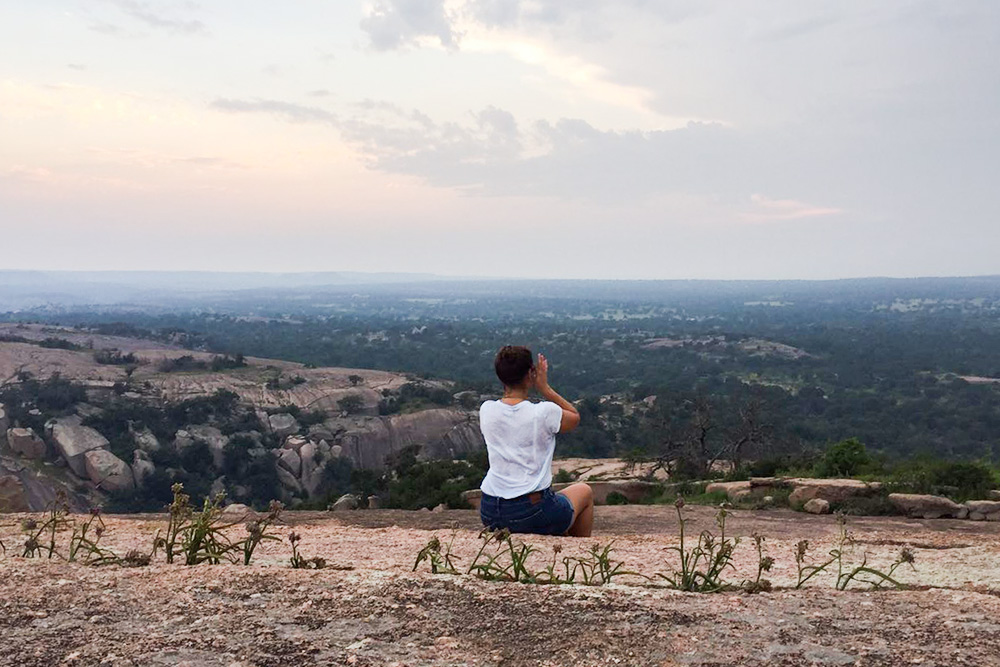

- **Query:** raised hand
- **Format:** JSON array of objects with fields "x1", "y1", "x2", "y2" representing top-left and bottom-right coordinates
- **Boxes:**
[{"x1": 535, "y1": 353, "x2": 550, "y2": 390}]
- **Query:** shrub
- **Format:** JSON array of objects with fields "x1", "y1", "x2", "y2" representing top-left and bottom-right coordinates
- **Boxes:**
[
  {"x1": 816, "y1": 438, "x2": 872, "y2": 477},
  {"x1": 606, "y1": 491, "x2": 629, "y2": 505}
]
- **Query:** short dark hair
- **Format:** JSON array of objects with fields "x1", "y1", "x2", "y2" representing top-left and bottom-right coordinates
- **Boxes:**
[{"x1": 494, "y1": 345, "x2": 533, "y2": 387}]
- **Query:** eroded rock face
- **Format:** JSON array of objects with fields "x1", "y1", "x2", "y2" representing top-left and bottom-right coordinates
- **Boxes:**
[
  {"x1": 8, "y1": 427, "x2": 47, "y2": 459},
  {"x1": 889, "y1": 493, "x2": 963, "y2": 519},
  {"x1": 84, "y1": 449, "x2": 135, "y2": 492},
  {"x1": 336, "y1": 409, "x2": 484, "y2": 470},
  {"x1": 49, "y1": 416, "x2": 110, "y2": 476}
]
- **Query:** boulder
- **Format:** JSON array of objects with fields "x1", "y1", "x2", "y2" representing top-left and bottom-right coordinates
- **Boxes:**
[
  {"x1": 300, "y1": 440, "x2": 318, "y2": 482},
  {"x1": 84, "y1": 449, "x2": 135, "y2": 492},
  {"x1": 889, "y1": 493, "x2": 963, "y2": 519},
  {"x1": 132, "y1": 427, "x2": 160, "y2": 453},
  {"x1": 187, "y1": 425, "x2": 229, "y2": 469},
  {"x1": 803, "y1": 498, "x2": 831, "y2": 514},
  {"x1": 989, "y1": 490, "x2": 1000, "y2": 501},
  {"x1": 705, "y1": 480, "x2": 751, "y2": 501},
  {"x1": 283, "y1": 435, "x2": 308, "y2": 451},
  {"x1": 308, "y1": 426, "x2": 336, "y2": 442},
  {"x1": 172, "y1": 429, "x2": 194, "y2": 452},
  {"x1": 432, "y1": 503, "x2": 448, "y2": 513},
  {"x1": 0, "y1": 474, "x2": 30, "y2": 512},
  {"x1": 49, "y1": 416, "x2": 110, "y2": 476},
  {"x1": 0, "y1": 403, "x2": 8, "y2": 447},
  {"x1": 302, "y1": 467, "x2": 325, "y2": 498},
  {"x1": 330, "y1": 444, "x2": 343, "y2": 458},
  {"x1": 788, "y1": 478, "x2": 882, "y2": 506},
  {"x1": 367, "y1": 495, "x2": 382, "y2": 509},
  {"x1": 276, "y1": 466, "x2": 303, "y2": 495},
  {"x1": 278, "y1": 448, "x2": 302, "y2": 477},
  {"x1": 8, "y1": 427, "x2": 47, "y2": 459},
  {"x1": 330, "y1": 494, "x2": 360, "y2": 511},
  {"x1": 269, "y1": 413, "x2": 300, "y2": 439},
  {"x1": 965, "y1": 500, "x2": 1000, "y2": 521},
  {"x1": 131, "y1": 450, "x2": 155, "y2": 487},
  {"x1": 461, "y1": 489, "x2": 483, "y2": 510},
  {"x1": 317, "y1": 439, "x2": 331, "y2": 459}
]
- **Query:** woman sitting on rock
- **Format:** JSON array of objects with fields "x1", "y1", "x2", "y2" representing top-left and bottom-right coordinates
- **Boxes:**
[{"x1": 478, "y1": 345, "x2": 594, "y2": 537}]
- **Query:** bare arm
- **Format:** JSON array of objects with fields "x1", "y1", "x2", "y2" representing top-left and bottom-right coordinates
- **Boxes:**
[{"x1": 533, "y1": 353, "x2": 580, "y2": 433}]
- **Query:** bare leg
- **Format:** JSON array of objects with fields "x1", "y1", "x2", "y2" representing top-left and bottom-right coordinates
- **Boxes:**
[{"x1": 558, "y1": 483, "x2": 594, "y2": 537}]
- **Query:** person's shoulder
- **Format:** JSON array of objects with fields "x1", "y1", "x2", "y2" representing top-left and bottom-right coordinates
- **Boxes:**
[{"x1": 479, "y1": 399, "x2": 500, "y2": 413}]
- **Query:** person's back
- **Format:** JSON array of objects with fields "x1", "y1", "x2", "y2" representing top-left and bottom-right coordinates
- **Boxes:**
[
  {"x1": 477, "y1": 345, "x2": 594, "y2": 537},
  {"x1": 479, "y1": 399, "x2": 563, "y2": 499}
]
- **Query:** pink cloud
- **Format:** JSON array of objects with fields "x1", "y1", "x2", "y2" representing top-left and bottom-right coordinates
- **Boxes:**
[{"x1": 740, "y1": 194, "x2": 843, "y2": 222}]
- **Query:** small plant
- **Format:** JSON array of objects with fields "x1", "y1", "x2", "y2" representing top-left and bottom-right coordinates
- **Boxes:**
[
  {"x1": 563, "y1": 541, "x2": 641, "y2": 585},
  {"x1": 180, "y1": 492, "x2": 236, "y2": 565},
  {"x1": 155, "y1": 483, "x2": 193, "y2": 564},
  {"x1": 794, "y1": 514, "x2": 917, "y2": 590},
  {"x1": 742, "y1": 533, "x2": 773, "y2": 593},
  {"x1": 67, "y1": 508, "x2": 119, "y2": 565},
  {"x1": 413, "y1": 534, "x2": 460, "y2": 574},
  {"x1": 22, "y1": 493, "x2": 73, "y2": 559},
  {"x1": 236, "y1": 500, "x2": 284, "y2": 566},
  {"x1": 794, "y1": 539, "x2": 835, "y2": 588},
  {"x1": 657, "y1": 497, "x2": 740, "y2": 592},
  {"x1": 288, "y1": 531, "x2": 326, "y2": 569},
  {"x1": 466, "y1": 529, "x2": 540, "y2": 583}
]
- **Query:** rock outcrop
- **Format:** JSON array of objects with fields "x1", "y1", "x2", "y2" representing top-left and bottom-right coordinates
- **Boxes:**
[
  {"x1": 889, "y1": 493, "x2": 964, "y2": 519},
  {"x1": 7, "y1": 427, "x2": 46, "y2": 459},
  {"x1": 337, "y1": 409, "x2": 484, "y2": 469},
  {"x1": 705, "y1": 480, "x2": 752, "y2": 501},
  {"x1": 787, "y1": 478, "x2": 882, "y2": 506},
  {"x1": 965, "y1": 500, "x2": 1000, "y2": 521},
  {"x1": 48, "y1": 416, "x2": 110, "y2": 476},
  {"x1": 85, "y1": 449, "x2": 135, "y2": 492}
]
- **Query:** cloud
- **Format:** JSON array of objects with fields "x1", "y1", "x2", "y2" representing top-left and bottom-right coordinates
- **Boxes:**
[
  {"x1": 210, "y1": 99, "x2": 338, "y2": 125},
  {"x1": 740, "y1": 194, "x2": 842, "y2": 222},
  {"x1": 360, "y1": 0, "x2": 459, "y2": 51},
  {"x1": 108, "y1": 0, "x2": 205, "y2": 35}
]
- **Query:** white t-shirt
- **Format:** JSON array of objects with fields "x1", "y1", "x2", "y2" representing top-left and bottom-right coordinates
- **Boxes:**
[{"x1": 479, "y1": 399, "x2": 564, "y2": 498}]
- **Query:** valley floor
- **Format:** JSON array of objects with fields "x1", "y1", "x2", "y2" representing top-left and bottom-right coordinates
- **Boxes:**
[{"x1": 2, "y1": 506, "x2": 1000, "y2": 666}]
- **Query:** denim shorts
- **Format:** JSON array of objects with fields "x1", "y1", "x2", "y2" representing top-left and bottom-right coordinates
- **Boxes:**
[{"x1": 480, "y1": 487, "x2": 575, "y2": 536}]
